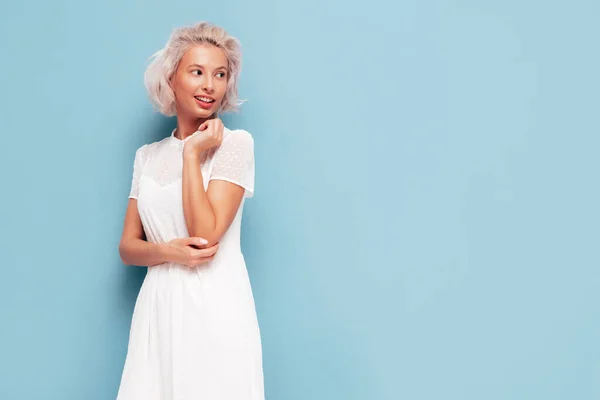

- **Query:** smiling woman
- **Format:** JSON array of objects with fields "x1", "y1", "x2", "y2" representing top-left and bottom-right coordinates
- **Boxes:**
[
  {"x1": 143, "y1": 22, "x2": 244, "y2": 118},
  {"x1": 183, "y1": 61, "x2": 228, "y2": 110},
  {"x1": 116, "y1": 21, "x2": 263, "y2": 400},
  {"x1": 170, "y1": 46, "x2": 230, "y2": 114}
]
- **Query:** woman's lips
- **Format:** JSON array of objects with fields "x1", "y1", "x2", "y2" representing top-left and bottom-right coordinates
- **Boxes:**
[{"x1": 195, "y1": 96, "x2": 214, "y2": 110}]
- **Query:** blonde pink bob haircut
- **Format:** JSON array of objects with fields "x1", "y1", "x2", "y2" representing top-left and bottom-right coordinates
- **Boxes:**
[{"x1": 144, "y1": 21, "x2": 244, "y2": 117}]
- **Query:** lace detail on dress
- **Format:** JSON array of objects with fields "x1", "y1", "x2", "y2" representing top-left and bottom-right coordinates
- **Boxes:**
[
  {"x1": 144, "y1": 143, "x2": 185, "y2": 187},
  {"x1": 209, "y1": 129, "x2": 255, "y2": 198},
  {"x1": 128, "y1": 128, "x2": 255, "y2": 199}
]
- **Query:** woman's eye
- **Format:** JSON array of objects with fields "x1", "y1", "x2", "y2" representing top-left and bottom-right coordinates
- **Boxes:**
[
  {"x1": 193, "y1": 70, "x2": 202, "y2": 75},
  {"x1": 217, "y1": 72, "x2": 226, "y2": 78}
]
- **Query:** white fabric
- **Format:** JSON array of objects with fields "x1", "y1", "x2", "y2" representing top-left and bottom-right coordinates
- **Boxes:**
[{"x1": 117, "y1": 127, "x2": 264, "y2": 400}]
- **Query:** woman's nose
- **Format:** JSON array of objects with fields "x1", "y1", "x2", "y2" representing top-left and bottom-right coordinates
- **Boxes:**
[{"x1": 202, "y1": 78, "x2": 214, "y2": 93}]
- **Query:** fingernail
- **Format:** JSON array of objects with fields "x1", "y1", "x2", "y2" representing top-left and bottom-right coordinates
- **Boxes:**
[{"x1": 198, "y1": 238, "x2": 208, "y2": 244}]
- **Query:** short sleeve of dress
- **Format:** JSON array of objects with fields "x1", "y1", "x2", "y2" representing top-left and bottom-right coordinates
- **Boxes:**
[
  {"x1": 209, "y1": 129, "x2": 255, "y2": 198},
  {"x1": 128, "y1": 145, "x2": 147, "y2": 199}
]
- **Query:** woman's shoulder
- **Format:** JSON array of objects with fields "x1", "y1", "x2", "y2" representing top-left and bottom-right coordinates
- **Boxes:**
[
  {"x1": 133, "y1": 138, "x2": 166, "y2": 164},
  {"x1": 206, "y1": 127, "x2": 254, "y2": 164},
  {"x1": 135, "y1": 137, "x2": 168, "y2": 154},
  {"x1": 222, "y1": 126, "x2": 254, "y2": 146}
]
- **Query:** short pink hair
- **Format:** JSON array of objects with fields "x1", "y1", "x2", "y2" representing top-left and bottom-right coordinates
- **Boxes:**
[{"x1": 144, "y1": 21, "x2": 245, "y2": 117}]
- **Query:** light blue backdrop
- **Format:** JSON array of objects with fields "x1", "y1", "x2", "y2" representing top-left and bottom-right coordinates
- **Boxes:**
[{"x1": 1, "y1": 0, "x2": 598, "y2": 399}]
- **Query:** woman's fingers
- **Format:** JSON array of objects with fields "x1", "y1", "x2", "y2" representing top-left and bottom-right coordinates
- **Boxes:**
[
  {"x1": 198, "y1": 121, "x2": 209, "y2": 131},
  {"x1": 195, "y1": 244, "x2": 219, "y2": 257},
  {"x1": 189, "y1": 243, "x2": 219, "y2": 266},
  {"x1": 188, "y1": 237, "x2": 208, "y2": 246}
]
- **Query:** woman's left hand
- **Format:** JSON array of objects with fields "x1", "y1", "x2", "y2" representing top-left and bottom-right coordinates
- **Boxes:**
[{"x1": 184, "y1": 117, "x2": 224, "y2": 157}]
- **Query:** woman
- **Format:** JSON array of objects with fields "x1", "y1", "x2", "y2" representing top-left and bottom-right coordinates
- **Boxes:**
[{"x1": 117, "y1": 21, "x2": 264, "y2": 399}]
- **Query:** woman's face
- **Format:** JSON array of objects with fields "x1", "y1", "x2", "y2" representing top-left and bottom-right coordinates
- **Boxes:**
[{"x1": 170, "y1": 44, "x2": 229, "y2": 119}]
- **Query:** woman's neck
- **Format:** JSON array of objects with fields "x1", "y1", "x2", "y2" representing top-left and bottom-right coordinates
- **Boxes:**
[{"x1": 174, "y1": 115, "x2": 214, "y2": 140}]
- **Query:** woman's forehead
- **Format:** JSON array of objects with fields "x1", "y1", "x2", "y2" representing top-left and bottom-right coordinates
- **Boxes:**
[{"x1": 181, "y1": 45, "x2": 228, "y2": 69}]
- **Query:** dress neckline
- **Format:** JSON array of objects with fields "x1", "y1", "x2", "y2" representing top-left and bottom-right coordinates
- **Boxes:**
[
  {"x1": 168, "y1": 128, "x2": 199, "y2": 149},
  {"x1": 170, "y1": 128, "x2": 199, "y2": 142},
  {"x1": 168, "y1": 126, "x2": 231, "y2": 149}
]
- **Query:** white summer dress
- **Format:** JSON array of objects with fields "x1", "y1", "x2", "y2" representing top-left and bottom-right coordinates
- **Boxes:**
[{"x1": 117, "y1": 126, "x2": 265, "y2": 400}]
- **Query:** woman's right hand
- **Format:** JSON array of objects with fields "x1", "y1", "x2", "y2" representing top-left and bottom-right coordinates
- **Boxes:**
[{"x1": 163, "y1": 237, "x2": 219, "y2": 267}]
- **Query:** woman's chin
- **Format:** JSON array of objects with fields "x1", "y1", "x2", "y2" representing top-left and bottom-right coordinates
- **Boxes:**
[
  {"x1": 195, "y1": 103, "x2": 219, "y2": 118},
  {"x1": 178, "y1": 103, "x2": 219, "y2": 120},
  {"x1": 187, "y1": 108, "x2": 214, "y2": 120}
]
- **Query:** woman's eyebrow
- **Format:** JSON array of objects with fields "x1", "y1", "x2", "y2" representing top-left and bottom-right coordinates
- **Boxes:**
[{"x1": 189, "y1": 63, "x2": 227, "y2": 70}]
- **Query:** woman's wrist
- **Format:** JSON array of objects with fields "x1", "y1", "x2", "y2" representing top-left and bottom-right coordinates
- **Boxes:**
[
  {"x1": 183, "y1": 143, "x2": 204, "y2": 160},
  {"x1": 157, "y1": 242, "x2": 174, "y2": 263}
]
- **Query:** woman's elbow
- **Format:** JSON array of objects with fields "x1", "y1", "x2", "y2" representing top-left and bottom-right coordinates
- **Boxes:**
[
  {"x1": 189, "y1": 229, "x2": 221, "y2": 248},
  {"x1": 118, "y1": 240, "x2": 131, "y2": 265}
]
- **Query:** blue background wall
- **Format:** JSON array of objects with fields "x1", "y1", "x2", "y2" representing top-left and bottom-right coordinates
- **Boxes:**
[{"x1": 1, "y1": 0, "x2": 599, "y2": 399}]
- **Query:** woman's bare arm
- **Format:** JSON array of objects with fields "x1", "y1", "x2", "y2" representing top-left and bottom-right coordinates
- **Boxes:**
[
  {"x1": 118, "y1": 199, "x2": 172, "y2": 267},
  {"x1": 118, "y1": 199, "x2": 219, "y2": 267},
  {"x1": 181, "y1": 148, "x2": 245, "y2": 248}
]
